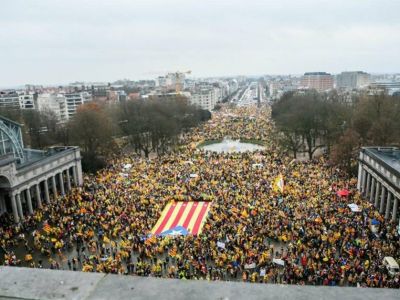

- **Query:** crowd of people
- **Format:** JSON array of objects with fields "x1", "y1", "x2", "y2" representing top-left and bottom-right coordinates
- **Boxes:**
[{"x1": 0, "y1": 105, "x2": 399, "y2": 288}]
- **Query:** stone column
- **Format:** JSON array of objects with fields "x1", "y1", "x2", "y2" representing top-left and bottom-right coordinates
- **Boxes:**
[
  {"x1": 66, "y1": 170, "x2": 72, "y2": 191},
  {"x1": 365, "y1": 172, "x2": 371, "y2": 198},
  {"x1": 369, "y1": 178, "x2": 376, "y2": 203},
  {"x1": 35, "y1": 184, "x2": 42, "y2": 209},
  {"x1": 374, "y1": 181, "x2": 381, "y2": 208},
  {"x1": 361, "y1": 169, "x2": 367, "y2": 194},
  {"x1": 385, "y1": 192, "x2": 392, "y2": 219},
  {"x1": 380, "y1": 186, "x2": 386, "y2": 214},
  {"x1": 357, "y1": 164, "x2": 362, "y2": 190},
  {"x1": 76, "y1": 164, "x2": 83, "y2": 186},
  {"x1": 51, "y1": 175, "x2": 57, "y2": 199},
  {"x1": 10, "y1": 193, "x2": 19, "y2": 223},
  {"x1": 59, "y1": 172, "x2": 65, "y2": 196},
  {"x1": 26, "y1": 188, "x2": 33, "y2": 214},
  {"x1": 392, "y1": 197, "x2": 399, "y2": 222},
  {"x1": 72, "y1": 167, "x2": 78, "y2": 187},
  {"x1": 16, "y1": 193, "x2": 23, "y2": 219},
  {"x1": 44, "y1": 179, "x2": 50, "y2": 204}
]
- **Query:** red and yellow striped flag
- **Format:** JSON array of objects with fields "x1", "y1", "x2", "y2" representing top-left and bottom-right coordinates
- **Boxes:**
[{"x1": 151, "y1": 201, "x2": 211, "y2": 235}]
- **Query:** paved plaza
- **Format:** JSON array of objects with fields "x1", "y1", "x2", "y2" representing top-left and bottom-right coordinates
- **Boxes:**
[{"x1": 1, "y1": 105, "x2": 399, "y2": 288}]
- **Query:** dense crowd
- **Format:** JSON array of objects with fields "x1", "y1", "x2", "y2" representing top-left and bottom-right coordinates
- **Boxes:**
[{"x1": 0, "y1": 105, "x2": 399, "y2": 288}]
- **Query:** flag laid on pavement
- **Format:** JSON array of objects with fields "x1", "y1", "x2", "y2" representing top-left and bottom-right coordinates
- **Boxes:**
[
  {"x1": 151, "y1": 201, "x2": 211, "y2": 236},
  {"x1": 160, "y1": 226, "x2": 189, "y2": 237}
]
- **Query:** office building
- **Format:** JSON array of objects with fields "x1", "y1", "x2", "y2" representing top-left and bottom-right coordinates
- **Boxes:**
[
  {"x1": 300, "y1": 72, "x2": 334, "y2": 92},
  {"x1": 336, "y1": 71, "x2": 371, "y2": 89}
]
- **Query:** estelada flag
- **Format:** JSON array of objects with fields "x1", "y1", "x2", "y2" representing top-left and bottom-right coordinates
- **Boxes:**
[
  {"x1": 273, "y1": 174, "x2": 284, "y2": 193},
  {"x1": 169, "y1": 246, "x2": 177, "y2": 257},
  {"x1": 151, "y1": 201, "x2": 211, "y2": 236},
  {"x1": 145, "y1": 234, "x2": 157, "y2": 246},
  {"x1": 43, "y1": 223, "x2": 51, "y2": 234}
]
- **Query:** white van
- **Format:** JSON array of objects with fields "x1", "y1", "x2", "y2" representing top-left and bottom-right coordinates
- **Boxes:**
[{"x1": 382, "y1": 256, "x2": 399, "y2": 276}]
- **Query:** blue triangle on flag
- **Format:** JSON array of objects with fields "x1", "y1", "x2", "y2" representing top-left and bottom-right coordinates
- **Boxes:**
[{"x1": 160, "y1": 226, "x2": 189, "y2": 237}]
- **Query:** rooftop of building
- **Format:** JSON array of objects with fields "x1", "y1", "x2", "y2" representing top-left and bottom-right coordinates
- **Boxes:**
[
  {"x1": 337, "y1": 71, "x2": 369, "y2": 75},
  {"x1": 363, "y1": 147, "x2": 400, "y2": 177},
  {"x1": 0, "y1": 267, "x2": 398, "y2": 300},
  {"x1": 303, "y1": 72, "x2": 332, "y2": 76},
  {"x1": 0, "y1": 115, "x2": 78, "y2": 168}
]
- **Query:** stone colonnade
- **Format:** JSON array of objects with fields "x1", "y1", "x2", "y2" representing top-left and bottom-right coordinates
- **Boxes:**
[
  {"x1": 357, "y1": 164, "x2": 399, "y2": 222},
  {"x1": 9, "y1": 165, "x2": 80, "y2": 223}
]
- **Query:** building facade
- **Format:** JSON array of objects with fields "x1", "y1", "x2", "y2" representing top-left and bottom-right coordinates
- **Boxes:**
[
  {"x1": 0, "y1": 116, "x2": 83, "y2": 222},
  {"x1": 336, "y1": 71, "x2": 371, "y2": 90},
  {"x1": 189, "y1": 88, "x2": 218, "y2": 111},
  {"x1": 64, "y1": 92, "x2": 92, "y2": 119},
  {"x1": 18, "y1": 93, "x2": 36, "y2": 109},
  {"x1": 37, "y1": 93, "x2": 69, "y2": 122},
  {"x1": 300, "y1": 72, "x2": 334, "y2": 92},
  {"x1": 357, "y1": 147, "x2": 400, "y2": 222},
  {"x1": 368, "y1": 81, "x2": 400, "y2": 96},
  {"x1": 0, "y1": 91, "x2": 22, "y2": 109},
  {"x1": 0, "y1": 91, "x2": 37, "y2": 110}
]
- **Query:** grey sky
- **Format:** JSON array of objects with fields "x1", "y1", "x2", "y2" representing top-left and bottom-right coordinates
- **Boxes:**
[{"x1": 1, "y1": 0, "x2": 399, "y2": 86}]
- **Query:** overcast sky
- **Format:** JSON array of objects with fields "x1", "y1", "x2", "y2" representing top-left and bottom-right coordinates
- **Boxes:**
[{"x1": 1, "y1": 0, "x2": 399, "y2": 86}]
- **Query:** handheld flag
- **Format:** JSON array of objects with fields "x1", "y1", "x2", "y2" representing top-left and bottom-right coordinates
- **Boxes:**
[{"x1": 273, "y1": 174, "x2": 284, "y2": 193}]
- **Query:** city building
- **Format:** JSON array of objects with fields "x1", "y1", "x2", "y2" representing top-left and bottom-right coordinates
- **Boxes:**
[
  {"x1": 0, "y1": 91, "x2": 20, "y2": 109},
  {"x1": 145, "y1": 91, "x2": 191, "y2": 102},
  {"x1": 18, "y1": 93, "x2": 36, "y2": 109},
  {"x1": 267, "y1": 77, "x2": 299, "y2": 100},
  {"x1": 368, "y1": 81, "x2": 400, "y2": 95},
  {"x1": 156, "y1": 71, "x2": 191, "y2": 92},
  {"x1": 114, "y1": 90, "x2": 127, "y2": 102},
  {"x1": 189, "y1": 88, "x2": 218, "y2": 111},
  {"x1": 64, "y1": 92, "x2": 92, "y2": 119},
  {"x1": 156, "y1": 76, "x2": 167, "y2": 87},
  {"x1": 0, "y1": 116, "x2": 83, "y2": 222},
  {"x1": 0, "y1": 91, "x2": 36, "y2": 110},
  {"x1": 37, "y1": 93, "x2": 68, "y2": 123},
  {"x1": 300, "y1": 72, "x2": 334, "y2": 92},
  {"x1": 336, "y1": 71, "x2": 371, "y2": 89},
  {"x1": 357, "y1": 147, "x2": 400, "y2": 222}
]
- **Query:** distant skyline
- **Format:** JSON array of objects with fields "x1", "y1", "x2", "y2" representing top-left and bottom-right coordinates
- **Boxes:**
[{"x1": 1, "y1": 0, "x2": 400, "y2": 87}]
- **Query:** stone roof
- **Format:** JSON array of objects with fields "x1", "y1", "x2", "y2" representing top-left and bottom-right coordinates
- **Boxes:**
[
  {"x1": 0, "y1": 267, "x2": 398, "y2": 300},
  {"x1": 363, "y1": 147, "x2": 400, "y2": 177}
]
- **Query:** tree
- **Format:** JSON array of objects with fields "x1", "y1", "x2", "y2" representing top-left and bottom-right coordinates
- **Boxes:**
[
  {"x1": 118, "y1": 96, "x2": 208, "y2": 157},
  {"x1": 352, "y1": 94, "x2": 400, "y2": 146},
  {"x1": 330, "y1": 128, "x2": 360, "y2": 176},
  {"x1": 69, "y1": 102, "x2": 114, "y2": 172},
  {"x1": 272, "y1": 91, "x2": 328, "y2": 159}
]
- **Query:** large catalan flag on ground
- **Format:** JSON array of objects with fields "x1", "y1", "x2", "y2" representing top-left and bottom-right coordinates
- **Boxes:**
[{"x1": 151, "y1": 201, "x2": 211, "y2": 236}]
